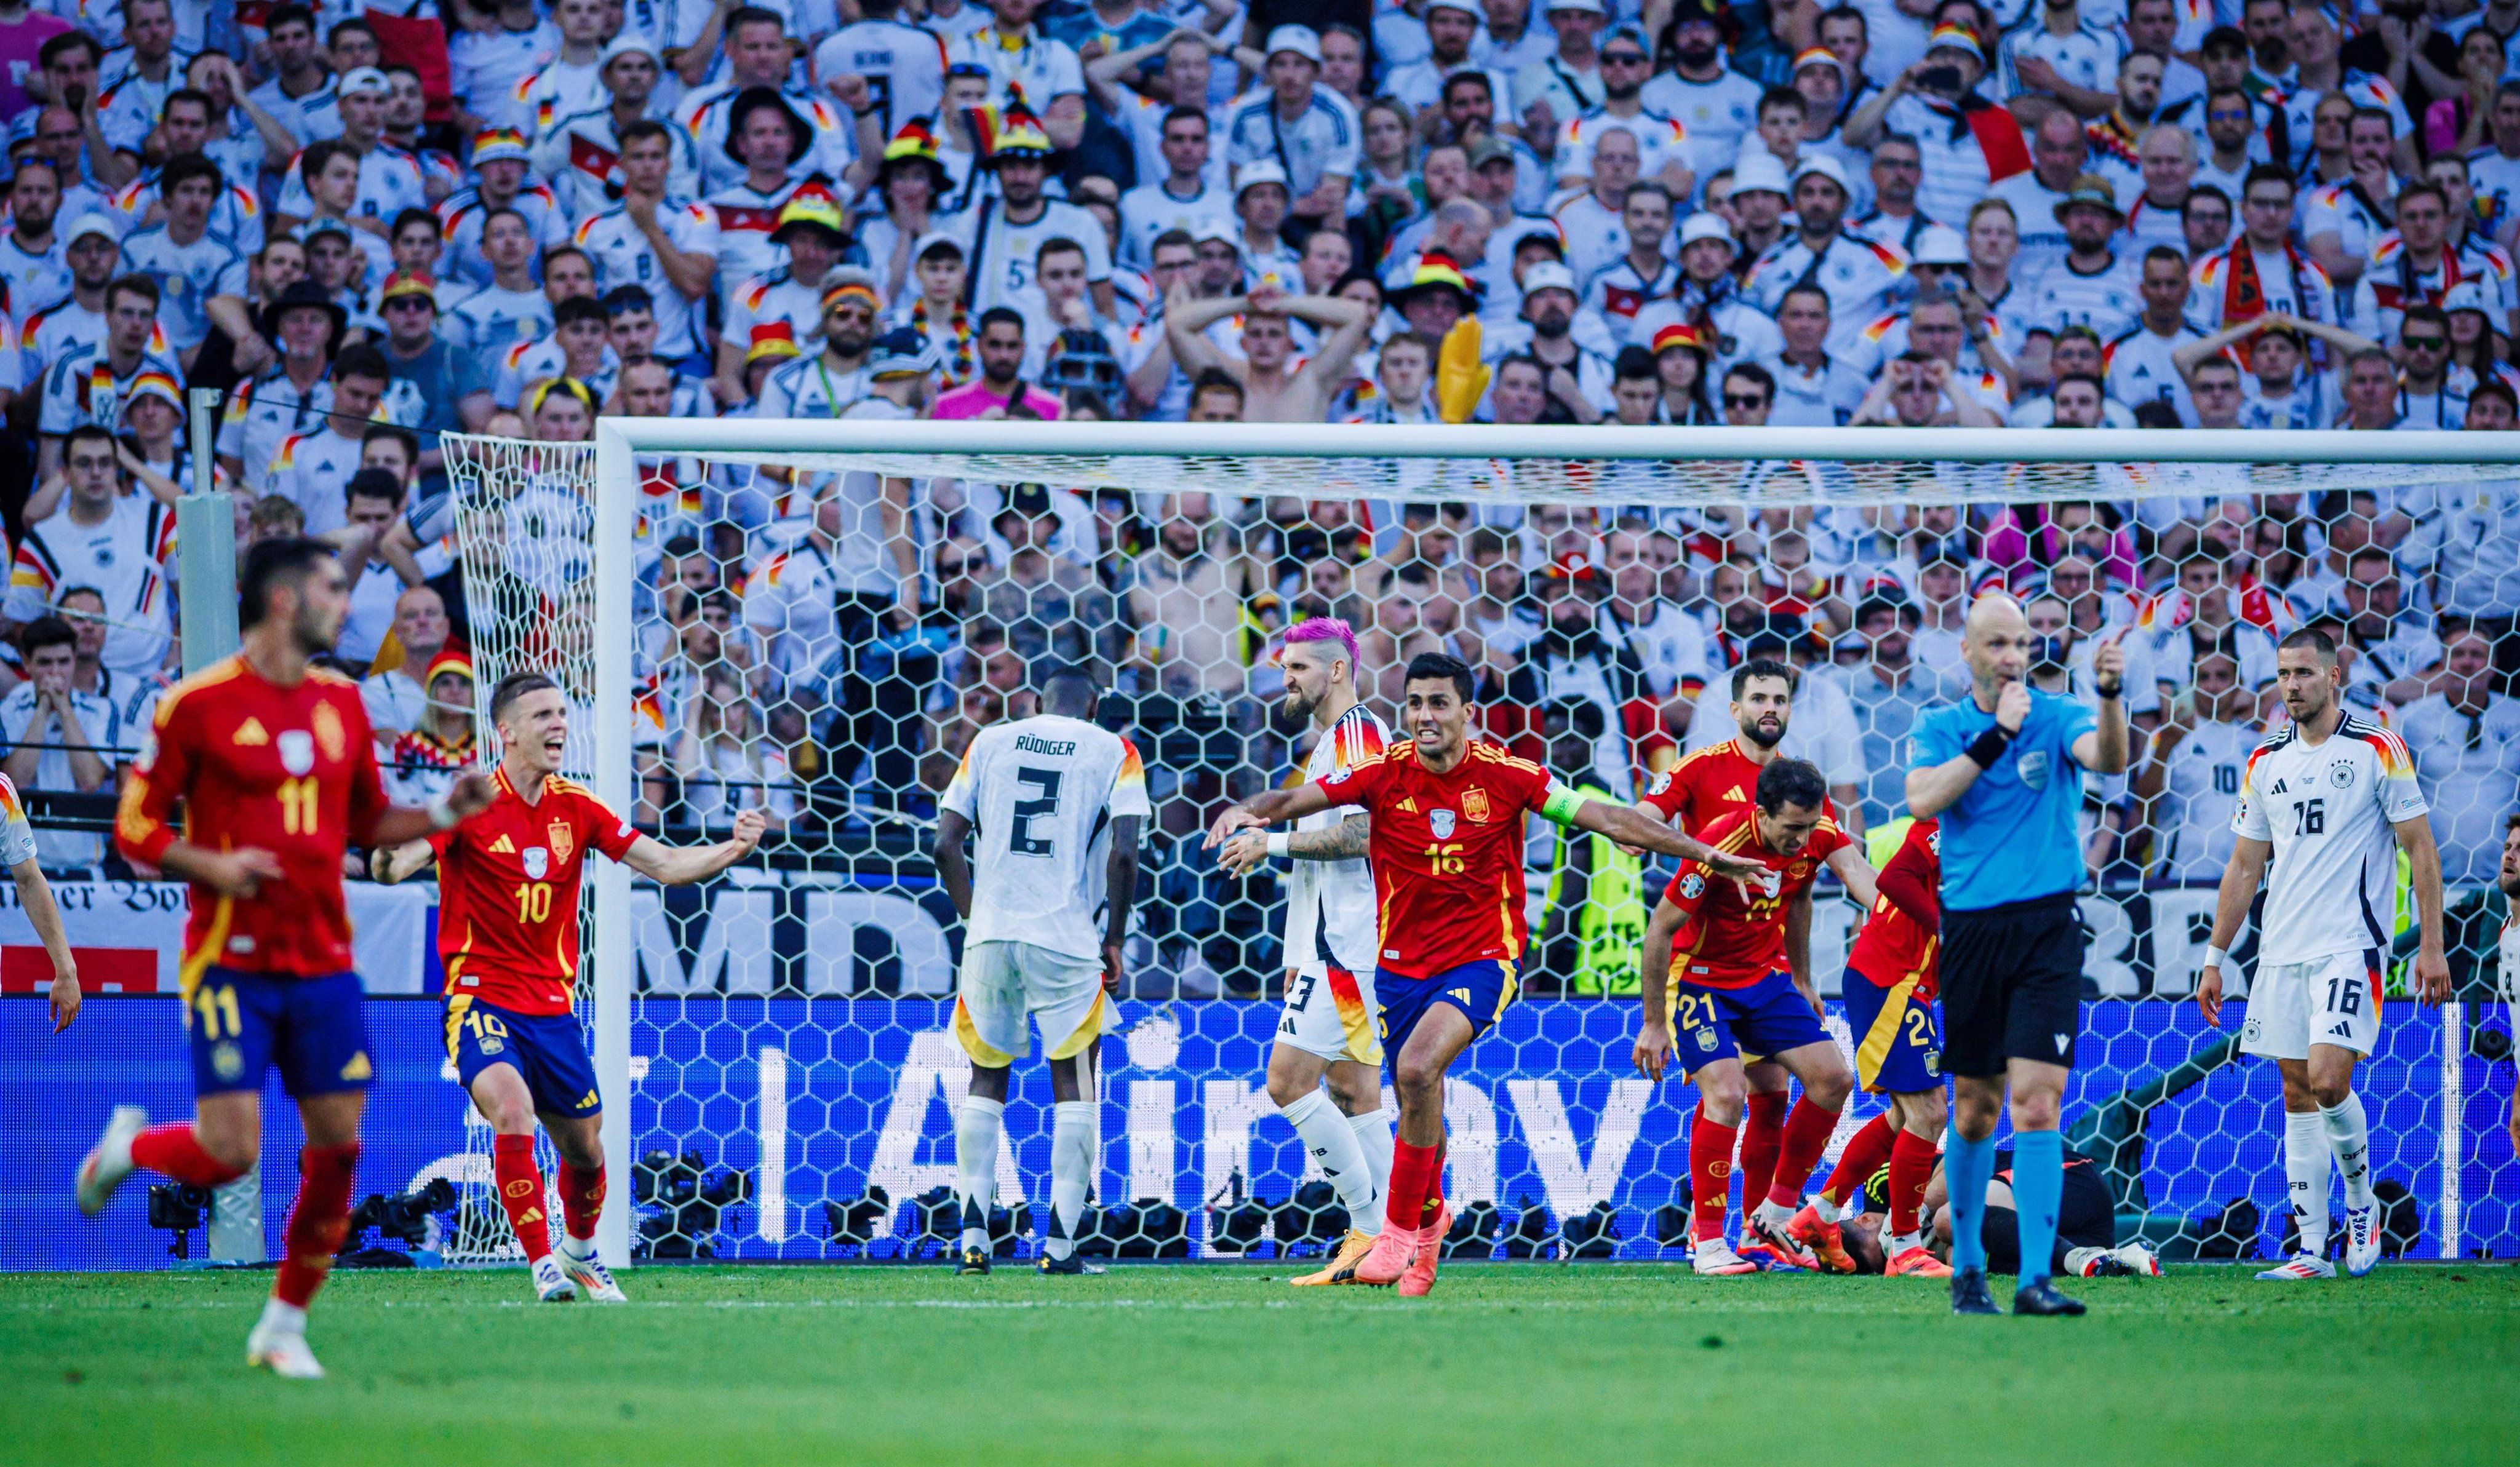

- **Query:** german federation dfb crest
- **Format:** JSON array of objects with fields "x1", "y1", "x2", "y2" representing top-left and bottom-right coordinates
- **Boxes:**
[{"x1": 1429, "y1": 809, "x2": 1456, "y2": 839}]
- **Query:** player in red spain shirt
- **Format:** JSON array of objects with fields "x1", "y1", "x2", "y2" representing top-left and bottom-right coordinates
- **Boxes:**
[
  {"x1": 1218, "y1": 653, "x2": 1763, "y2": 1297},
  {"x1": 1635, "y1": 758, "x2": 1876, "y2": 1277},
  {"x1": 375, "y1": 671, "x2": 765, "y2": 1304},
  {"x1": 1638, "y1": 656, "x2": 1836, "y2": 1268},
  {"x1": 1798, "y1": 815, "x2": 1952, "y2": 1278},
  {"x1": 82, "y1": 538, "x2": 495, "y2": 1379}
]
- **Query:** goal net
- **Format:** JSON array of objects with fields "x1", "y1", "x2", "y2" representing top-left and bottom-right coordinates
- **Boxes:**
[{"x1": 436, "y1": 422, "x2": 2520, "y2": 1268}]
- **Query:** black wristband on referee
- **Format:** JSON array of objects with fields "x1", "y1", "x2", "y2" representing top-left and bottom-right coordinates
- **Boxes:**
[
  {"x1": 1965, "y1": 725, "x2": 2016, "y2": 769},
  {"x1": 2093, "y1": 678, "x2": 2123, "y2": 699}
]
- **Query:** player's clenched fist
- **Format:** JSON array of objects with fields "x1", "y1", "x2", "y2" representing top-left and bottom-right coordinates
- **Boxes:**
[
  {"x1": 1993, "y1": 678, "x2": 2032, "y2": 733},
  {"x1": 445, "y1": 768, "x2": 499, "y2": 821},
  {"x1": 726, "y1": 807, "x2": 768, "y2": 854}
]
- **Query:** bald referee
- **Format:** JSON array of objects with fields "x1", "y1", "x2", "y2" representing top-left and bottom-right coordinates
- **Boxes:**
[{"x1": 1907, "y1": 593, "x2": 2129, "y2": 1316}]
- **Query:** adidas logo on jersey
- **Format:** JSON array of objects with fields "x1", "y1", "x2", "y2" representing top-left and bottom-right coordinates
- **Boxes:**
[
  {"x1": 2268, "y1": 778, "x2": 2289, "y2": 794},
  {"x1": 490, "y1": 835, "x2": 516, "y2": 853},
  {"x1": 1725, "y1": 785, "x2": 1745, "y2": 803},
  {"x1": 2329, "y1": 1022, "x2": 2354, "y2": 1038},
  {"x1": 233, "y1": 717, "x2": 269, "y2": 745}
]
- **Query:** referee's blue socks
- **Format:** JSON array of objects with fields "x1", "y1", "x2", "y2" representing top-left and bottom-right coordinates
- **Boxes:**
[
  {"x1": 2011, "y1": 1129, "x2": 2064, "y2": 1286},
  {"x1": 1944, "y1": 1127, "x2": 1998, "y2": 1274}
]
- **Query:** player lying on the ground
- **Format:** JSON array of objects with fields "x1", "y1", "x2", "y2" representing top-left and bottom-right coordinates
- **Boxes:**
[
  {"x1": 1204, "y1": 619, "x2": 1395, "y2": 1287},
  {"x1": 372, "y1": 672, "x2": 766, "y2": 1303},
  {"x1": 1828, "y1": 1142, "x2": 2159, "y2": 1279},
  {"x1": 1218, "y1": 652, "x2": 1766, "y2": 1296},
  {"x1": 1800, "y1": 814, "x2": 1950, "y2": 1279},
  {"x1": 933, "y1": 670, "x2": 1146, "y2": 1277},
  {"x1": 1633, "y1": 758, "x2": 1880, "y2": 1276},
  {"x1": 2196, "y1": 627, "x2": 2449, "y2": 1282},
  {"x1": 82, "y1": 537, "x2": 498, "y2": 1378}
]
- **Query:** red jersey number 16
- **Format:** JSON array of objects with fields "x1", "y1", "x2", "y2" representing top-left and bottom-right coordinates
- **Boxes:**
[{"x1": 1424, "y1": 841, "x2": 1465, "y2": 875}]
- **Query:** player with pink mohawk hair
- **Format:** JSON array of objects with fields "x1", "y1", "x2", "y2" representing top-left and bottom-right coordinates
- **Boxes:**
[{"x1": 1207, "y1": 616, "x2": 1392, "y2": 1284}]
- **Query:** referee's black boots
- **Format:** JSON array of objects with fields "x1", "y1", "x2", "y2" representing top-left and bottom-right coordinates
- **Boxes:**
[
  {"x1": 2012, "y1": 1279, "x2": 2088, "y2": 1316},
  {"x1": 1949, "y1": 1267, "x2": 2000, "y2": 1314}
]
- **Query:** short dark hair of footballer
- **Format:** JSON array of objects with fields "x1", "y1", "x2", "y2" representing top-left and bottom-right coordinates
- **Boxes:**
[
  {"x1": 490, "y1": 671, "x2": 559, "y2": 725},
  {"x1": 1732, "y1": 656, "x2": 1796, "y2": 701},
  {"x1": 236, "y1": 536, "x2": 337, "y2": 630},
  {"x1": 2278, "y1": 626, "x2": 2340, "y2": 662},
  {"x1": 1754, "y1": 757, "x2": 1829, "y2": 814},
  {"x1": 1403, "y1": 651, "x2": 1474, "y2": 702}
]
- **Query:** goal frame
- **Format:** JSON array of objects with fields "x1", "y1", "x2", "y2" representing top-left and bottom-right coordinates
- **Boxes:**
[{"x1": 583, "y1": 420, "x2": 2520, "y2": 1266}]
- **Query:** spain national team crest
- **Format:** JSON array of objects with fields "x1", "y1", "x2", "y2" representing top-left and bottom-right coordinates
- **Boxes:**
[
  {"x1": 1461, "y1": 787, "x2": 1492, "y2": 823},
  {"x1": 310, "y1": 701, "x2": 346, "y2": 761},
  {"x1": 523, "y1": 847, "x2": 549, "y2": 880},
  {"x1": 1429, "y1": 809, "x2": 1456, "y2": 839},
  {"x1": 277, "y1": 729, "x2": 316, "y2": 776},
  {"x1": 549, "y1": 821, "x2": 575, "y2": 865}
]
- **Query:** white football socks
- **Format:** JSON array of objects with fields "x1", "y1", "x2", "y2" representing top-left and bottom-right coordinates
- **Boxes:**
[
  {"x1": 1045, "y1": 1100, "x2": 1095, "y2": 1262},
  {"x1": 1348, "y1": 1105, "x2": 1394, "y2": 1238},
  {"x1": 2284, "y1": 1108, "x2": 2331, "y2": 1258},
  {"x1": 2322, "y1": 1091, "x2": 2374, "y2": 1210},
  {"x1": 1280, "y1": 1089, "x2": 1378, "y2": 1238},
  {"x1": 954, "y1": 1095, "x2": 1004, "y2": 1253},
  {"x1": 257, "y1": 1297, "x2": 308, "y2": 1336}
]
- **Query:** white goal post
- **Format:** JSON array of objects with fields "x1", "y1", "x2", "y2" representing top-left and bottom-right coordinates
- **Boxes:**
[{"x1": 449, "y1": 419, "x2": 2520, "y2": 1269}]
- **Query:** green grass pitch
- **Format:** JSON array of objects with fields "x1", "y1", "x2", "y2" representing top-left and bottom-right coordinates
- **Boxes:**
[{"x1": 4, "y1": 1264, "x2": 2514, "y2": 1465}]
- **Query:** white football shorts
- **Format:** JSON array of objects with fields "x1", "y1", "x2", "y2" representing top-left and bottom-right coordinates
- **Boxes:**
[
  {"x1": 953, "y1": 940, "x2": 1115, "y2": 1065},
  {"x1": 1276, "y1": 961, "x2": 1383, "y2": 1065},
  {"x1": 2240, "y1": 950, "x2": 2383, "y2": 1061}
]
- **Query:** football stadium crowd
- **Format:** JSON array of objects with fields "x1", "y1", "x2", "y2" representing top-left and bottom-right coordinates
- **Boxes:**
[{"x1": 1, "y1": 0, "x2": 2519, "y2": 988}]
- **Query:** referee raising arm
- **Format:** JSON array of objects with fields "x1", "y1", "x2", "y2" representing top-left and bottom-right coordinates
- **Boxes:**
[{"x1": 1907, "y1": 593, "x2": 2129, "y2": 1318}]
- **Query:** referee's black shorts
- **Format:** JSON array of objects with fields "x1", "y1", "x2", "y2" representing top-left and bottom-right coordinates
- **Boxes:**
[{"x1": 1939, "y1": 891, "x2": 2083, "y2": 1078}]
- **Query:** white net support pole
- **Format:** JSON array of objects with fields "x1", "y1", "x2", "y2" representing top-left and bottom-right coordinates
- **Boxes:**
[{"x1": 593, "y1": 423, "x2": 638, "y2": 1270}]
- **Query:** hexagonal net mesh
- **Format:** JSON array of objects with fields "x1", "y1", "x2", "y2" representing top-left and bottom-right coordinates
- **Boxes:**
[{"x1": 432, "y1": 427, "x2": 2519, "y2": 1266}]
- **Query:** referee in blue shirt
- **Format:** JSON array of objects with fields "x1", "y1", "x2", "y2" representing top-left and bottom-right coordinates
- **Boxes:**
[{"x1": 1907, "y1": 594, "x2": 2129, "y2": 1316}]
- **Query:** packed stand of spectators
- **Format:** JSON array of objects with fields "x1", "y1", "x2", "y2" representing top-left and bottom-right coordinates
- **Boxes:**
[{"x1": 0, "y1": 0, "x2": 2516, "y2": 977}]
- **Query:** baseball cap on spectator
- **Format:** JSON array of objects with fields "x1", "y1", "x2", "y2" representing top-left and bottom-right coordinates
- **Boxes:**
[
  {"x1": 1264, "y1": 25, "x2": 1322, "y2": 62},
  {"x1": 1521, "y1": 261, "x2": 1578, "y2": 299},
  {"x1": 1731, "y1": 153, "x2": 1790, "y2": 200},
  {"x1": 424, "y1": 646, "x2": 476, "y2": 686},
  {"x1": 378, "y1": 269, "x2": 438, "y2": 308},
  {"x1": 1669, "y1": 0, "x2": 1727, "y2": 22},
  {"x1": 880, "y1": 119, "x2": 949, "y2": 189},
  {"x1": 1426, "y1": 0, "x2": 1483, "y2": 16},
  {"x1": 1678, "y1": 212, "x2": 1736, "y2": 252},
  {"x1": 261, "y1": 278, "x2": 352, "y2": 336},
  {"x1": 1467, "y1": 137, "x2": 1517, "y2": 172},
  {"x1": 598, "y1": 34, "x2": 662, "y2": 71},
  {"x1": 773, "y1": 189, "x2": 850, "y2": 245},
  {"x1": 746, "y1": 321, "x2": 802, "y2": 363},
  {"x1": 2442, "y1": 279, "x2": 2493, "y2": 319},
  {"x1": 63, "y1": 213, "x2": 119, "y2": 248},
  {"x1": 1234, "y1": 159, "x2": 1290, "y2": 197},
  {"x1": 1387, "y1": 251, "x2": 1482, "y2": 306},
  {"x1": 725, "y1": 86, "x2": 812, "y2": 166},
  {"x1": 2053, "y1": 173, "x2": 2124, "y2": 221},
  {"x1": 1651, "y1": 321, "x2": 1709, "y2": 358},
  {"x1": 995, "y1": 484, "x2": 1056, "y2": 535},
  {"x1": 1792, "y1": 46, "x2": 1844, "y2": 78},
  {"x1": 300, "y1": 216, "x2": 353, "y2": 245},
  {"x1": 1192, "y1": 218, "x2": 1240, "y2": 247},
  {"x1": 1544, "y1": 0, "x2": 1606, "y2": 13},
  {"x1": 912, "y1": 230, "x2": 965, "y2": 263},
  {"x1": 471, "y1": 127, "x2": 532, "y2": 166},
  {"x1": 1546, "y1": 551, "x2": 1600, "y2": 583},
  {"x1": 338, "y1": 66, "x2": 391, "y2": 98},
  {"x1": 867, "y1": 326, "x2": 941, "y2": 378},
  {"x1": 1790, "y1": 154, "x2": 1849, "y2": 195},
  {"x1": 1912, "y1": 224, "x2": 1969, "y2": 265}
]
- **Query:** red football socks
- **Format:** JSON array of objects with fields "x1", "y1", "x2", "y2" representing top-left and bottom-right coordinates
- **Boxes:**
[
  {"x1": 560, "y1": 1161, "x2": 606, "y2": 1242},
  {"x1": 1688, "y1": 1111, "x2": 1737, "y2": 1241},
  {"x1": 1384, "y1": 1139, "x2": 1440, "y2": 1236},
  {"x1": 1820, "y1": 1113, "x2": 1896, "y2": 1209},
  {"x1": 1765, "y1": 1097, "x2": 1843, "y2": 1208},
  {"x1": 273, "y1": 1143, "x2": 360, "y2": 1310},
  {"x1": 1737, "y1": 1091, "x2": 1786, "y2": 1212},
  {"x1": 130, "y1": 1122, "x2": 246, "y2": 1188},
  {"x1": 1888, "y1": 1127, "x2": 1938, "y2": 1238},
  {"x1": 492, "y1": 1134, "x2": 553, "y2": 1261}
]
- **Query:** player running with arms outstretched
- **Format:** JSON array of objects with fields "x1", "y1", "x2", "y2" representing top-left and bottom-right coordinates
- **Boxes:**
[
  {"x1": 1206, "y1": 619, "x2": 1396, "y2": 1286},
  {"x1": 1906, "y1": 593, "x2": 2129, "y2": 1317},
  {"x1": 82, "y1": 537, "x2": 496, "y2": 1378},
  {"x1": 373, "y1": 672, "x2": 766, "y2": 1303},
  {"x1": 1218, "y1": 653, "x2": 1765, "y2": 1295},
  {"x1": 933, "y1": 670, "x2": 1147, "y2": 1276},
  {"x1": 1798, "y1": 814, "x2": 1952, "y2": 1278},
  {"x1": 2196, "y1": 628, "x2": 2449, "y2": 1281},
  {"x1": 1633, "y1": 759, "x2": 1878, "y2": 1276}
]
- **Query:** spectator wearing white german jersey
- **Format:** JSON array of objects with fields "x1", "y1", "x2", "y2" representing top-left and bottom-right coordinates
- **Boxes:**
[
  {"x1": 933, "y1": 674, "x2": 1148, "y2": 1277},
  {"x1": 2198, "y1": 627, "x2": 2451, "y2": 1282},
  {"x1": 1210, "y1": 619, "x2": 1398, "y2": 1285}
]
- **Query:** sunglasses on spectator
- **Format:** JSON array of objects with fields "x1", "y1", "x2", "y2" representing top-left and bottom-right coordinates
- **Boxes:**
[
  {"x1": 1601, "y1": 50, "x2": 1649, "y2": 65},
  {"x1": 383, "y1": 296, "x2": 434, "y2": 311},
  {"x1": 2402, "y1": 335, "x2": 2448, "y2": 351},
  {"x1": 1722, "y1": 392, "x2": 1767, "y2": 408},
  {"x1": 2207, "y1": 108, "x2": 2251, "y2": 122}
]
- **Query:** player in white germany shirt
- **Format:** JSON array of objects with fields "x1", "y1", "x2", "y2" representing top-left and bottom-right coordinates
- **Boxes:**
[
  {"x1": 2199, "y1": 628, "x2": 2447, "y2": 1283},
  {"x1": 4, "y1": 426, "x2": 177, "y2": 677}
]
